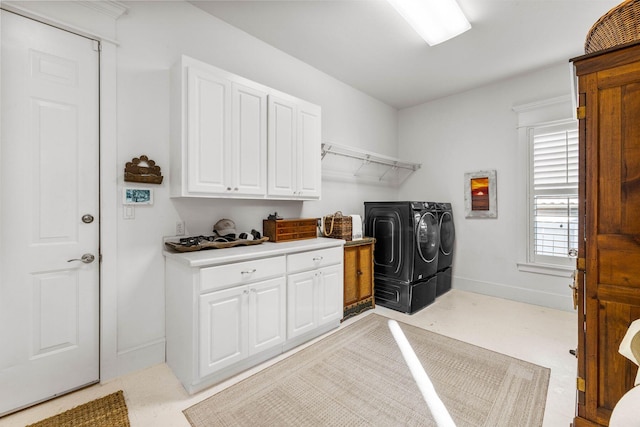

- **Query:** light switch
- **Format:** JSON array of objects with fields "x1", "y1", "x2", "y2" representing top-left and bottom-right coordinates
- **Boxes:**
[{"x1": 123, "y1": 205, "x2": 135, "y2": 220}]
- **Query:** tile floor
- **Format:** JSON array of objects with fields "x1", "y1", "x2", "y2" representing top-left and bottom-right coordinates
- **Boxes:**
[{"x1": 0, "y1": 289, "x2": 577, "y2": 427}]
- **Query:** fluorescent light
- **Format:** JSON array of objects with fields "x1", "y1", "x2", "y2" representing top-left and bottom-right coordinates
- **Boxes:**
[{"x1": 387, "y1": 0, "x2": 471, "y2": 46}]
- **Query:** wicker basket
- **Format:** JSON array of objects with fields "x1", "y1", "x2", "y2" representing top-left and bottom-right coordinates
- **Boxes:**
[
  {"x1": 585, "y1": 0, "x2": 640, "y2": 54},
  {"x1": 322, "y1": 212, "x2": 352, "y2": 241}
]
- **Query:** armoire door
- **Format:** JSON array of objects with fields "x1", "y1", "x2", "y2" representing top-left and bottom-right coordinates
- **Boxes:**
[
  {"x1": 573, "y1": 43, "x2": 640, "y2": 427},
  {"x1": 0, "y1": 11, "x2": 100, "y2": 415}
]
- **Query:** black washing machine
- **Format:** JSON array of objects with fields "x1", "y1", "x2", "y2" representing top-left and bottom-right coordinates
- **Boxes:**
[
  {"x1": 364, "y1": 201, "x2": 440, "y2": 314},
  {"x1": 435, "y1": 202, "x2": 455, "y2": 296}
]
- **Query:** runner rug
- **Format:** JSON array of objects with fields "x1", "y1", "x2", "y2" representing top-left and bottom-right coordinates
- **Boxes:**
[{"x1": 184, "y1": 314, "x2": 550, "y2": 427}]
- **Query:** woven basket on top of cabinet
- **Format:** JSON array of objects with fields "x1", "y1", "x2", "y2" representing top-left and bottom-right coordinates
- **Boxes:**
[
  {"x1": 585, "y1": 0, "x2": 640, "y2": 54},
  {"x1": 322, "y1": 212, "x2": 352, "y2": 241}
]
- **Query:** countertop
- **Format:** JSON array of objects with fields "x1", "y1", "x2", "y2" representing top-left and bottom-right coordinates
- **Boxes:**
[{"x1": 163, "y1": 237, "x2": 345, "y2": 268}]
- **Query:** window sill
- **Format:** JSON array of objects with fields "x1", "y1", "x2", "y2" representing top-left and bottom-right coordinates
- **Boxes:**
[{"x1": 517, "y1": 262, "x2": 574, "y2": 277}]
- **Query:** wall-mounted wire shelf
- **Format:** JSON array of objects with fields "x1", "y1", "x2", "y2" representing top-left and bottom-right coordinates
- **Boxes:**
[{"x1": 321, "y1": 142, "x2": 421, "y2": 186}]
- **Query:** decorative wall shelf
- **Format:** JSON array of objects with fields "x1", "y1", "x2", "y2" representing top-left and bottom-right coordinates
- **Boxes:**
[
  {"x1": 321, "y1": 142, "x2": 421, "y2": 186},
  {"x1": 124, "y1": 155, "x2": 163, "y2": 184}
]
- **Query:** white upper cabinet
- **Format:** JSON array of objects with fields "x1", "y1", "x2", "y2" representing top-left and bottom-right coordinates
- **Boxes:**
[
  {"x1": 171, "y1": 56, "x2": 267, "y2": 198},
  {"x1": 171, "y1": 56, "x2": 320, "y2": 200},
  {"x1": 232, "y1": 83, "x2": 267, "y2": 196},
  {"x1": 185, "y1": 65, "x2": 232, "y2": 195},
  {"x1": 268, "y1": 95, "x2": 321, "y2": 200}
]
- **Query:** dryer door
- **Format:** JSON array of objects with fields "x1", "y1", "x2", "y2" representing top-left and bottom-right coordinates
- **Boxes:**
[
  {"x1": 416, "y1": 211, "x2": 439, "y2": 265},
  {"x1": 439, "y1": 210, "x2": 455, "y2": 256}
]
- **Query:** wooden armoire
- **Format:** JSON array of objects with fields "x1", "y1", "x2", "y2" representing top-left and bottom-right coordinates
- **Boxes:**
[{"x1": 571, "y1": 41, "x2": 640, "y2": 427}]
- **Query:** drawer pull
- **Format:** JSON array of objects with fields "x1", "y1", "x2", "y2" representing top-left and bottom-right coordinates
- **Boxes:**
[
  {"x1": 312, "y1": 256, "x2": 323, "y2": 261},
  {"x1": 241, "y1": 269, "x2": 257, "y2": 275}
]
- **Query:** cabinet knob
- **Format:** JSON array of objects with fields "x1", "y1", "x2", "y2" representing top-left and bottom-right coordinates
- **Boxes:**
[
  {"x1": 243, "y1": 289, "x2": 250, "y2": 295},
  {"x1": 226, "y1": 187, "x2": 232, "y2": 191},
  {"x1": 357, "y1": 270, "x2": 363, "y2": 276},
  {"x1": 234, "y1": 187, "x2": 239, "y2": 191}
]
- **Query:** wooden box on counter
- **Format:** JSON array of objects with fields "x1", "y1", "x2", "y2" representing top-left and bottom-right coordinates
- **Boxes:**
[{"x1": 263, "y1": 218, "x2": 318, "y2": 242}]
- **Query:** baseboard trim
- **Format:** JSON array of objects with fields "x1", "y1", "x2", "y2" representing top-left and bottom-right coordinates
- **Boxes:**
[
  {"x1": 453, "y1": 276, "x2": 573, "y2": 312},
  {"x1": 116, "y1": 338, "x2": 166, "y2": 377}
]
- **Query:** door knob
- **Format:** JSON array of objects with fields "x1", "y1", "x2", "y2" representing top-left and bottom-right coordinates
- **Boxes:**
[
  {"x1": 67, "y1": 253, "x2": 95, "y2": 264},
  {"x1": 82, "y1": 214, "x2": 94, "y2": 224}
]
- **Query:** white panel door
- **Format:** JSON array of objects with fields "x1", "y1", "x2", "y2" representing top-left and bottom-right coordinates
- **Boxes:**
[
  {"x1": 267, "y1": 95, "x2": 296, "y2": 197},
  {"x1": 286, "y1": 270, "x2": 316, "y2": 339},
  {"x1": 248, "y1": 277, "x2": 285, "y2": 354},
  {"x1": 0, "y1": 11, "x2": 99, "y2": 415},
  {"x1": 297, "y1": 103, "x2": 322, "y2": 199},
  {"x1": 199, "y1": 287, "x2": 248, "y2": 377},
  {"x1": 187, "y1": 66, "x2": 231, "y2": 194},
  {"x1": 232, "y1": 83, "x2": 267, "y2": 196},
  {"x1": 317, "y1": 264, "x2": 343, "y2": 326}
]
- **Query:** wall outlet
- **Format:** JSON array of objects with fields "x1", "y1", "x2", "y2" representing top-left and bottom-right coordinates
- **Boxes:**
[{"x1": 176, "y1": 220, "x2": 185, "y2": 236}]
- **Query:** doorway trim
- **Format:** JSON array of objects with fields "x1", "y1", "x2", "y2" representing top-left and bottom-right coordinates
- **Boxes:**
[{"x1": 2, "y1": 1, "x2": 125, "y2": 381}]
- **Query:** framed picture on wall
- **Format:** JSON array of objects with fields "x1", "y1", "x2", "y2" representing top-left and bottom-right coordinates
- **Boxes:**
[
  {"x1": 123, "y1": 187, "x2": 154, "y2": 205},
  {"x1": 464, "y1": 170, "x2": 497, "y2": 218}
]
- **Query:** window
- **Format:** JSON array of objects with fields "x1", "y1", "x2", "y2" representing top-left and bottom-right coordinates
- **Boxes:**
[{"x1": 529, "y1": 122, "x2": 578, "y2": 267}]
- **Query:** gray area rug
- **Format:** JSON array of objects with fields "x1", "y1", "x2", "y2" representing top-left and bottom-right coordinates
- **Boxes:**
[{"x1": 184, "y1": 313, "x2": 550, "y2": 426}]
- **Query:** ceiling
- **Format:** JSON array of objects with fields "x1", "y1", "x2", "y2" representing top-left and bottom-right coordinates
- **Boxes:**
[{"x1": 189, "y1": 0, "x2": 620, "y2": 109}]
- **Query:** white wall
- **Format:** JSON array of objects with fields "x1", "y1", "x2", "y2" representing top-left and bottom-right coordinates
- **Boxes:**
[
  {"x1": 397, "y1": 63, "x2": 575, "y2": 311},
  {"x1": 114, "y1": 1, "x2": 398, "y2": 374}
]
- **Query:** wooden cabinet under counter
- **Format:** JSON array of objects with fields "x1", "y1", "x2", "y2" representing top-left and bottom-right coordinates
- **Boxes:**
[{"x1": 343, "y1": 238, "x2": 375, "y2": 320}]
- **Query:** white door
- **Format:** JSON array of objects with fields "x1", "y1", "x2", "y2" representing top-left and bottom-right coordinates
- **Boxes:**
[
  {"x1": 267, "y1": 95, "x2": 297, "y2": 197},
  {"x1": 232, "y1": 82, "x2": 267, "y2": 196},
  {"x1": 297, "y1": 102, "x2": 322, "y2": 199},
  {"x1": 0, "y1": 11, "x2": 100, "y2": 415},
  {"x1": 187, "y1": 65, "x2": 231, "y2": 194},
  {"x1": 286, "y1": 270, "x2": 316, "y2": 339},
  {"x1": 249, "y1": 277, "x2": 285, "y2": 354},
  {"x1": 199, "y1": 287, "x2": 248, "y2": 377},
  {"x1": 317, "y1": 265, "x2": 343, "y2": 326}
]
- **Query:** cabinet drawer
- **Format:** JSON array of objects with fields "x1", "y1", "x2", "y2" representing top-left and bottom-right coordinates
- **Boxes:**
[
  {"x1": 287, "y1": 247, "x2": 342, "y2": 273},
  {"x1": 201, "y1": 256, "x2": 285, "y2": 293}
]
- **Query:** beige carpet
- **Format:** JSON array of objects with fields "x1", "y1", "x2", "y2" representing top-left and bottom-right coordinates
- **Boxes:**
[
  {"x1": 27, "y1": 390, "x2": 130, "y2": 427},
  {"x1": 184, "y1": 314, "x2": 550, "y2": 427}
]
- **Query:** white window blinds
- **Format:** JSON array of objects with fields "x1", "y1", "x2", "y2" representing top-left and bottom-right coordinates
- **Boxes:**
[{"x1": 531, "y1": 123, "x2": 578, "y2": 259}]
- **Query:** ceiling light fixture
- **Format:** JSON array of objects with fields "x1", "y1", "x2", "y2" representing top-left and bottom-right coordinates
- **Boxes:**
[{"x1": 387, "y1": 0, "x2": 471, "y2": 46}]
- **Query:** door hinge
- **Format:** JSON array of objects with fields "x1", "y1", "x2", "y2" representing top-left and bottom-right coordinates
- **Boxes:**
[
  {"x1": 577, "y1": 377, "x2": 586, "y2": 392},
  {"x1": 92, "y1": 40, "x2": 102, "y2": 52},
  {"x1": 577, "y1": 257, "x2": 586, "y2": 271},
  {"x1": 576, "y1": 106, "x2": 586, "y2": 120}
]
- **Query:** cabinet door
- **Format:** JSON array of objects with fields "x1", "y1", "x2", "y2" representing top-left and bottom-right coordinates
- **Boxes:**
[
  {"x1": 577, "y1": 59, "x2": 640, "y2": 425},
  {"x1": 343, "y1": 246, "x2": 359, "y2": 306},
  {"x1": 287, "y1": 270, "x2": 316, "y2": 339},
  {"x1": 296, "y1": 102, "x2": 321, "y2": 199},
  {"x1": 357, "y1": 244, "x2": 374, "y2": 300},
  {"x1": 187, "y1": 66, "x2": 232, "y2": 194},
  {"x1": 232, "y1": 83, "x2": 267, "y2": 196},
  {"x1": 248, "y1": 277, "x2": 286, "y2": 355},
  {"x1": 268, "y1": 95, "x2": 297, "y2": 197},
  {"x1": 317, "y1": 264, "x2": 343, "y2": 326},
  {"x1": 199, "y1": 286, "x2": 247, "y2": 377}
]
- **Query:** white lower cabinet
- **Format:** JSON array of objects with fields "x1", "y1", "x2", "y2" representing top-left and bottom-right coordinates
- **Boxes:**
[
  {"x1": 165, "y1": 240, "x2": 344, "y2": 394},
  {"x1": 287, "y1": 264, "x2": 343, "y2": 339},
  {"x1": 286, "y1": 247, "x2": 344, "y2": 340},
  {"x1": 199, "y1": 277, "x2": 285, "y2": 378}
]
